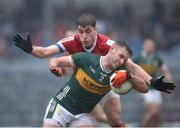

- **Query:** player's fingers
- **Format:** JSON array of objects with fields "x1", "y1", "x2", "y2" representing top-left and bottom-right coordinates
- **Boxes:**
[
  {"x1": 114, "y1": 71, "x2": 119, "y2": 74},
  {"x1": 57, "y1": 70, "x2": 63, "y2": 77},
  {"x1": 159, "y1": 75, "x2": 165, "y2": 80},
  {"x1": 112, "y1": 80, "x2": 118, "y2": 87},
  {"x1": 13, "y1": 36, "x2": 22, "y2": 42},
  {"x1": 111, "y1": 78, "x2": 115, "y2": 83},
  {"x1": 113, "y1": 80, "x2": 122, "y2": 88},
  {"x1": 27, "y1": 33, "x2": 31, "y2": 41},
  {"x1": 15, "y1": 43, "x2": 24, "y2": 49},
  {"x1": 166, "y1": 83, "x2": 176, "y2": 90},
  {"x1": 16, "y1": 34, "x2": 23, "y2": 40},
  {"x1": 164, "y1": 89, "x2": 173, "y2": 94},
  {"x1": 167, "y1": 86, "x2": 175, "y2": 90}
]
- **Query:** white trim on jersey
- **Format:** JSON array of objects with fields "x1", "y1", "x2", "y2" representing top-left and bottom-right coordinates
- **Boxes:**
[
  {"x1": 82, "y1": 35, "x2": 97, "y2": 53},
  {"x1": 99, "y1": 56, "x2": 112, "y2": 73}
]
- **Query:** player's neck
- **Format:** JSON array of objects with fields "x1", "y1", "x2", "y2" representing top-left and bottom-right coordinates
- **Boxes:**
[{"x1": 101, "y1": 56, "x2": 110, "y2": 71}]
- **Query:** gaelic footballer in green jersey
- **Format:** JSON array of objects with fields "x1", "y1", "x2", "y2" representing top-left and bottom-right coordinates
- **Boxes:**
[{"x1": 44, "y1": 41, "x2": 152, "y2": 127}]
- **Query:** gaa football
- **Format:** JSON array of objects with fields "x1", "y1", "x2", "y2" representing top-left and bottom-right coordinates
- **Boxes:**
[{"x1": 110, "y1": 72, "x2": 132, "y2": 94}]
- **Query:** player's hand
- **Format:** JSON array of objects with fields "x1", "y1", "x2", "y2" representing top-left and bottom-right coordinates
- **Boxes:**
[
  {"x1": 50, "y1": 67, "x2": 63, "y2": 77},
  {"x1": 13, "y1": 33, "x2": 33, "y2": 53},
  {"x1": 111, "y1": 70, "x2": 131, "y2": 88},
  {"x1": 150, "y1": 76, "x2": 176, "y2": 93}
]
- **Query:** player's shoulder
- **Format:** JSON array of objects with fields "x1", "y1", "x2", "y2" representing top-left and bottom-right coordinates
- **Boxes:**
[
  {"x1": 97, "y1": 34, "x2": 110, "y2": 39},
  {"x1": 73, "y1": 52, "x2": 98, "y2": 60},
  {"x1": 60, "y1": 36, "x2": 75, "y2": 43},
  {"x1": 72, "y1": 52, "x2": 99, "y2": 63},
  {"x1": 75, "y1": 52, "x2": 97, "y2": 57},
  {"x1": 58, "y1": 34, "x2": 80, "y2": 46},
  {"x1": 97, "y1": 34, "x2": 115, "y2": 46}
]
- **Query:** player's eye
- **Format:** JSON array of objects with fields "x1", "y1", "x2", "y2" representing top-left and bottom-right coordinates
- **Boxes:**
[
  {"x1": 85, "y1": 29, "x2": 91, "y2": 34},
  {"x1": 119, "y1": 54, "x2": 125, "y2": 59},
  {"x1": 78, "y1": 30, "x2": 83, "y2": 34}
]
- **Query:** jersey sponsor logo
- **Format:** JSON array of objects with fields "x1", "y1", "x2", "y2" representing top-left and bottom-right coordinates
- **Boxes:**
[
  {"x1": 89, "y1": 66, "x2": 96, "y2": 74},
  {"x1": 76, "y1": 68, "x2": 111, "y2": 95}
]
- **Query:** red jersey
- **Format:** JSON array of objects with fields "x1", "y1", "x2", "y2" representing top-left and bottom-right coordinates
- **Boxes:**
[{"x1": 55, "y1": 34, "x2": 115, "y2": 56}]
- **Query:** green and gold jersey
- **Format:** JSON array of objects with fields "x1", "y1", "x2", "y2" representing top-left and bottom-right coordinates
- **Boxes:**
[{"x1": 53, "y1": 53, "x2": 122, "y2": 115}]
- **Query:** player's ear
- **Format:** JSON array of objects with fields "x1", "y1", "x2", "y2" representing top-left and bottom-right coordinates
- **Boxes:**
[{"x1": 94, "y1": 27, "x2": 97, "y2": 32}]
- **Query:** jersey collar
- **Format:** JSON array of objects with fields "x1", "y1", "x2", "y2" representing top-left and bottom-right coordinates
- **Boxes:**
[{"x1": 100, "y1": 56, "x2": 112, "y2": 73}]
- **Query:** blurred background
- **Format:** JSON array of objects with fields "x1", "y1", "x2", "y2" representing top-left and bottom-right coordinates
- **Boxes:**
[{"x1": 0, "y1": 0, "x2": 180, "y2": 126}]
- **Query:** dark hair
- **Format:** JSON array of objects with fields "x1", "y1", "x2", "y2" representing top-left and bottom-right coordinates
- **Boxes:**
[
  {"x1": 115, "y1": 41, "x2": 133, "y2": 57},
  {"x1": 76, "y1": 14, "x2": 96, "y2": 27}
]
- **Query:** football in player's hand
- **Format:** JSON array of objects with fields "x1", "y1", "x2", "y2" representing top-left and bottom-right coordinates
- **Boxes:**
[{"x1": 110, "y1": 71, "x2": 132, "y2": 94}]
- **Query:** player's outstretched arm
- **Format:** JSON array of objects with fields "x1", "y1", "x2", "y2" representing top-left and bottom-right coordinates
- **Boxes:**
[
  {"x1": 150, "y1": 76, "x2": 176, "y2": 94},
  {"x1": 13, "y1": 33, "x2": 59, "y2": 58}
]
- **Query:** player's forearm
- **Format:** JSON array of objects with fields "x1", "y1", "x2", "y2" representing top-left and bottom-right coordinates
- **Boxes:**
[
  {"x1": 48, "y1": 56, "x2": 75, "y2": 69},
  {"x1": 130, "y1": 63, "x2": 152, "y2": 86},
  {"x1": 130, "y1": 74, "x2": 149, "y2": 93},
  {"x1": 126, "y1": 59, "x2": 152, "y2": 85},
  {"x1": 31, "y1": 46, "x2": 46, "y2": 58},
  {"x1": 31, "y1": 45, "x2": 59, "y2": 59}
]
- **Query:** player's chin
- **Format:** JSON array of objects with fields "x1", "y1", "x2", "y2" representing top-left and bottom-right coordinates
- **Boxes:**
[
  {"x1": 111, "y1": 65, "x2": 118, "y2": 70},
  {"x1": 82, "y1": 40, "x2": 89, "y2": 45}
]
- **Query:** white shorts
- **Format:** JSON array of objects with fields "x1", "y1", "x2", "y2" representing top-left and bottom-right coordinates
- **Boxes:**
[
  {"x1": 142, "y1": 89, "x2": 162, "y2": 105},
  {"x1": 44, "y1": 98, "x2": 94, "y2": 127},
  {"x1": 99, "y1": 90, "x2": 120, "y2": 108}
]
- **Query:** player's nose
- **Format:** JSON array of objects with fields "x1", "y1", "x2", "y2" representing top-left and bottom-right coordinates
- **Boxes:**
[
  {"x1": 118, "y1": 59, "x2": 124, "y2": 66},
  {"x1": 82, "y1": 33, "x2": 88, "y2": 39}
]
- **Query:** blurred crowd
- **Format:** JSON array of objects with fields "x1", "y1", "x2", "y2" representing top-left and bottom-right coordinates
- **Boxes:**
[{"x1": 0, "y1": 0, "x2": 180, "y2": 60}]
